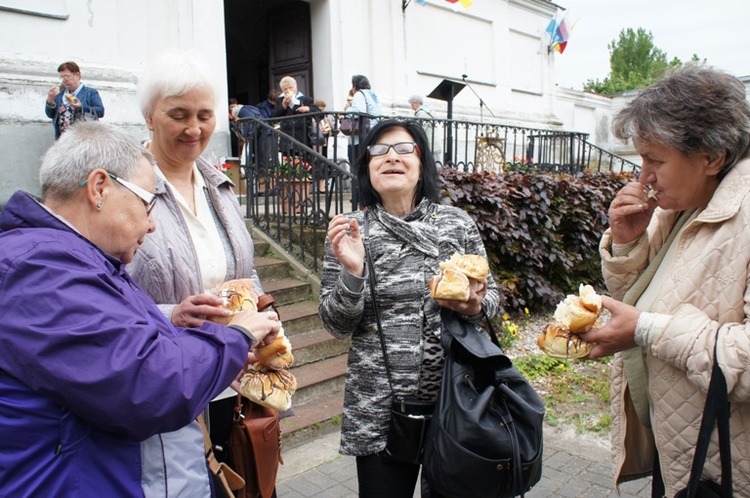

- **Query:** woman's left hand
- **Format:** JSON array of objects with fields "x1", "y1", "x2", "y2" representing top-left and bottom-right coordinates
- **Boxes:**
[
  {"x1": 436, "y1": 279, "x2": 488, "y2": 317},
  {"x1": 579, "y1": 296, "x2": 640, "y2": 359}
]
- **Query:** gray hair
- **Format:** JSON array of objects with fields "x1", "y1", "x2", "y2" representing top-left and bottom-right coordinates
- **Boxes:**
[
  {"x1": 613, "y1": 64, "x2": 750, "y2": 177},
  {"x1": 137, "y1": 48, "x2": 218, "y2": 119},
  {"x1": 40, "y1": 121, "x2": 155, "y2": 201},
  {"x1": 279, "y1": 76, "x2": 297, "y2": 90},
  {"x1": 408, "y1": 94, "x2": 424, "y2": 106}
]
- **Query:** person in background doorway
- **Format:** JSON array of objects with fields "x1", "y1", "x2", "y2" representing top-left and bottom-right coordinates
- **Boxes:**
[
  {"x1": 44, "y1": 61, "x2": 104, "y2": 139},
  {"x1": 271, "y1": 76, "x2": 319, "y2": 149},
  {"x1": 312, "y1": 98, "x2": 334, "y2": 157},
  {"x1": 258, "y1": 89, "x2": 281, "y2": 120},
  {"x1": 256, "y1": 89, "x2": 282, "y2": 170}
]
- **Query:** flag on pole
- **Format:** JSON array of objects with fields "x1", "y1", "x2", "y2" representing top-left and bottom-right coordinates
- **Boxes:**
[{"x1": 544, "y1": 9, "x2": 570, "y2": 54}]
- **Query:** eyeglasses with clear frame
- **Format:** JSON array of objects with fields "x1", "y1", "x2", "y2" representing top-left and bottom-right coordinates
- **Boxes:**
[
  {"x1": 80, "y1": 172, "x2": 157, "y2": 214},
  {"x1": 367, "y1": 142, "x2": 419, "y2": 157}
]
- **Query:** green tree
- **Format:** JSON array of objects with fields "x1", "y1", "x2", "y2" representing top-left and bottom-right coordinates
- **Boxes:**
[{"x1": 583, "y1": 28, "x2": 689, "y2": 95}]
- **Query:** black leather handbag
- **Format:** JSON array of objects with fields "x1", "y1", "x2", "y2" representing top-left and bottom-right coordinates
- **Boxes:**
[
  {"x1": 423, "y1": 308, "x2": 545, "y2": 498},
  {"x1": 674, "y1": 334, "x2": 732, "y2": 498}
]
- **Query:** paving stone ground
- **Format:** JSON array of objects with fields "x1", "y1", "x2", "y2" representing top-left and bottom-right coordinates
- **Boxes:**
[{"x1": 276, "y1": 425, "x2": 653, "y2": 497}]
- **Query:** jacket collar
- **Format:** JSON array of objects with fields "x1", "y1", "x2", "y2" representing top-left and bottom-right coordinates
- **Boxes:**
[
  {"x1": 152, "y1": 156, "x2": 234, "y2": 195},
  {"x1": 0, "y1": 191, "x2": 123, "y2": 270},
  {"x1": 697, "y1": 157, "x2": 750, "y2": 223}
]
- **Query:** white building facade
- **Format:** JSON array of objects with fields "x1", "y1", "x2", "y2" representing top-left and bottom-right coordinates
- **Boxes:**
[{"x1": 0, "y1": 0, "x2": 617, "y2": 204}]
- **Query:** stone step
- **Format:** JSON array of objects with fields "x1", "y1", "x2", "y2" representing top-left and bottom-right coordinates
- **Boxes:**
[
  {"x1": 254, "y1": 256, "x2": 291, "y2": 282},
  {"x1": 261, "y1": 278, "x2": 312, "y2": 307},
  {"x1": 281, "y1": 391, "x2": 345, "y2": 451},
  {"x1": 288, "y1": 354, "x2": 347, "y2": 407},
  {"x1": 253, "y1": 239, "x2": 270, "y2": 258},
  {"x1": 289, "y1": 329, "x2": 350, "y2": 367},
  {"x1": 276, "y1": 301, "x2": 321, "y2": 337}
]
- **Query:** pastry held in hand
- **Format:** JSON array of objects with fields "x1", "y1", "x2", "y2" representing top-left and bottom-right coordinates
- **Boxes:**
[
  {"x1": 430, "y1": 268, "x2": 471, "y2": 302},
  {"x1": 538, "y1": 284, "x2": 601, "y2": 359},
  {"x1": 210, "y1": 278, "x2": 259, "y2": 325},
  {"x1": 430, "y1": 252, "x2": 489, "y2": 301},
  {"x1": 537, "y1": 324, "x2": 593, "y2": 359},
  {"x1": 552, "y1": 284, "x2": 602, "y2": 333},
  {"x1": 238, "y1": 363, "x2": 298, "y2": 412},
  {"x1": 438, "y1": 252, "x2": 489, "y2": 281},
  {"x1": 254, "y1": 327, "x2": 294, "y2": 370}
]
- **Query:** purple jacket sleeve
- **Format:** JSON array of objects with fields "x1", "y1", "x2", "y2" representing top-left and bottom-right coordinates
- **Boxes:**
[{"x1": 0, "y1": 239, "x2": 251, "y2": 441}]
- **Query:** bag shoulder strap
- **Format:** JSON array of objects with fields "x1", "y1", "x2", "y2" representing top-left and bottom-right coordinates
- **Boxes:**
[
  {"x1": 363, "y1": 212, "x2": 395, "y2": 394},
  {"x1": 683, "y1": 333, "x2": 732, "y2": 497},
  {"x1": 197, "y1": 414, "x2": 245, "y2": 492},
  {"x1": 257, "y1": 293, "x2": 279, "y2": 317}
]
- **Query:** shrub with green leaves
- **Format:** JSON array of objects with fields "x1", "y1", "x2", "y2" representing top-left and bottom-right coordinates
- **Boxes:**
[{"x1": 439, "y1": 168, "x2": 630, "y2": 312}]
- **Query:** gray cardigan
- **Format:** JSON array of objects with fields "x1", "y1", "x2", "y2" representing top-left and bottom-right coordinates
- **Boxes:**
[
  {"x1": 127, "y1": 156, "x2": 262, "y2": 497},
  {"x1": 129, "y1": 156, "x2": 263, "y2": 318},
  {"x1": 319, "y1": 200, "x2": 499, "y2": 456}
]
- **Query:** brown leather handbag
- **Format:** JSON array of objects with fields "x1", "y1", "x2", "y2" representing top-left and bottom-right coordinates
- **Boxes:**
[
  {"x1": 228, "y1": 396, "x2": 283, "y2": 498},
  {"x1": 227, "y1": 293, "x2": 283, "y2": 498}
]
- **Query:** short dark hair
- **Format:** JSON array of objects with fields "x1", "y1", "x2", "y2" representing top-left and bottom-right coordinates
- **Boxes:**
[
  {"x1": 352, "y1": 74, "x2": 371, "y2": 91},
  {"x1": 57, "y1": 61, "x2": 81, "y2": 74},
  {"x1": 353, "y1": 119, "x2": 440, "y2": 208}
]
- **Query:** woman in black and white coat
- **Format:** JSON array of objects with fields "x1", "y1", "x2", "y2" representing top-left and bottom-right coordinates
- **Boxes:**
[{"x1": 319, "y1": 119, "x2": 499, "y2": 497}]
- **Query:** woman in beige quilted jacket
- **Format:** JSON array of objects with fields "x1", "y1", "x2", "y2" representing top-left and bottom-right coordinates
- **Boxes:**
[{"x1": 584, "y1": 64, "x2": 750, "y2": 497}]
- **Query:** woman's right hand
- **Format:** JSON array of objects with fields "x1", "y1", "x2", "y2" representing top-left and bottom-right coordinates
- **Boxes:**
[
  {"x1": 608, "y1": 181, "x2": 656, "y2": 244},
  {"x1": 230, "y1": 308, "x2": 281, "y2": 347},
  {"x1": 327, "y1": 214, "x2": 365, "y2": 277},
  {"x1": 47, "y1": 86, "x2": 59, "y2": 105}
]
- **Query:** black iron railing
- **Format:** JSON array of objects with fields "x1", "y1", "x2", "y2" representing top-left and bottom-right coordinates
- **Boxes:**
[{"x1": 237, "y1": 112, "x2": 638, "y2": 273}]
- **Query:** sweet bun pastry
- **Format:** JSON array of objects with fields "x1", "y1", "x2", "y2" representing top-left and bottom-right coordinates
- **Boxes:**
[
  {"x1": 439, "y1": 252, "x2": 489, "y2": 281},
  {"x1": 538, "y1": 284, "x2": 601, "y2": 359},
  {"x1": 430, "y1": 269, "x2": 471, "y2": 302},
  {"x1": 537, "y1": 324, "x2": 593, "y2": 359},
  {"x1": 211, "y1": 279, "x2": 259, "y2": 325},
  {"x1": 430, "y1": 252, "x2": 489, "y2": 301},
  {"x1": 238, "y1": 363, "x2": 298, "y2": 412},
  {"x1": 64, "y1": 93, "x2": 76, "y2": 104},
  {"x1": 553, "y1": 284, "x2": 601, "y2": 333},
  {"x1": 254, "y1": 327, "x2": 294, "y2": 370}
]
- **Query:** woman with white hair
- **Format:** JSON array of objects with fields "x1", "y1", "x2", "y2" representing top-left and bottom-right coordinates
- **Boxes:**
[{"x1": 128, "y1": 49, "x2": 271, "y2": 497}]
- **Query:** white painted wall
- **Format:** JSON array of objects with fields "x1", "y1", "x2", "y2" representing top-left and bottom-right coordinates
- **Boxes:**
[
  {"x1": 0, "y1": 0, "x2": 231, "y2": 204},
  {"x1": 0, "y1": 0, "x2": 631, "y2": 205}
]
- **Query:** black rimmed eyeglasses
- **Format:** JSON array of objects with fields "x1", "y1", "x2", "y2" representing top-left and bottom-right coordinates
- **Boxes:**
[
  {"x1": 367, "y1": 142, "x2": 419, "y2": 157},
  {"x1": 80, "y1": 172, "x2": 157, "y2": 214}
]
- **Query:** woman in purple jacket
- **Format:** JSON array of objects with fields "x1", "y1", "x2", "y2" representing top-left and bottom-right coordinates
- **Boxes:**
[{"x1": 0, "y1": 121, "x2": 280, "y2": 496}]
